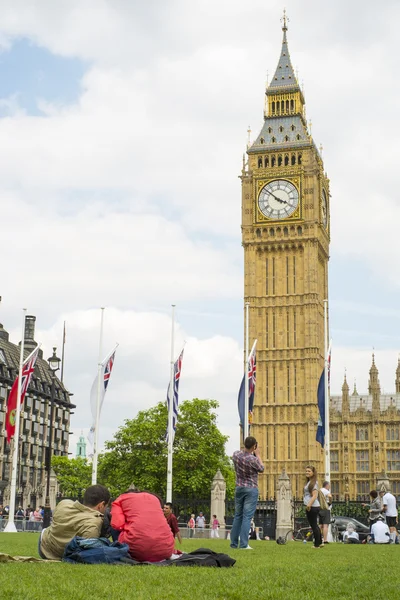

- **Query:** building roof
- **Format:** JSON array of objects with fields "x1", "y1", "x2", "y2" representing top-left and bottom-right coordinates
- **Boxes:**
[
  {"x1": 331, "y1": 392, "x2": 400, "y2": 414},
  {"x1": 248, "y1": 115, "x2": 310, "y2": 153},
  {"x1": 267, "y1": 20, "x2": 299, "y2": 94}
]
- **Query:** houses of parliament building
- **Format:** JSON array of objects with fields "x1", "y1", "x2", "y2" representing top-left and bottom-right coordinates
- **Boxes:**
[{"x1": 242, "y1": 15, "x2": 400, "y2": 500}]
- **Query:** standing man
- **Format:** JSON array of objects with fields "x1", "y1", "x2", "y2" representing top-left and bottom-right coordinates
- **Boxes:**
[
  {"x1": 230, "y1": 436, "x2": 264, "y2": 550},
  {"x1": 381, "y1": 488, "x2": 398, "y2": 543},
  {"x1": 196, "y1": 512, "x2": 206, "y2": 537},
  {"x1": 319, "y1": 481, "x2": 332, "y2": 543},
  {"x1": 163, "y1": 502, "x2": 182, "y2": 546}
]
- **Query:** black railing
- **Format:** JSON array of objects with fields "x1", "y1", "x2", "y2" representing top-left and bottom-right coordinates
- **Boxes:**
[{"x1": 292, "y1": 499, "x2": 370, "y2": 530}]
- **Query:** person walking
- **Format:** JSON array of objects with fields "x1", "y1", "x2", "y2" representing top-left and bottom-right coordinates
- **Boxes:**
[
  {"x1": 303, "y1": 465, "x2": 323, "y2": 548},
  {"x1": 230, "y1": 436, "x2": 264, "y2": 550},
  {"x1": 196, "y1": 512, "x2": 206, "y2": 538},
  {"x1": 381, "y1": 488, "x2": 398, "y2": 543},
  {"x1": 187, "y1": 514, "x2": 195, "y2": 538},
  {"x1": 319, "y1": 481, "x2": 332, "y2": 543},
  {"x1": 363, "y1": 490, "x2": 382, "y2": 532},
  {"x1": 211, "y1": 515, "x2": 220, "y2": 538}
]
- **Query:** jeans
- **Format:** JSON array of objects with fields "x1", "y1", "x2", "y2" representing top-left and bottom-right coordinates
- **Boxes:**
[
  {"x1": 230, "y1": 486, "x2": 258, "y2": 549},
  {"x1": 306, "y1": 507, "x2": 322, "y2": 547}
]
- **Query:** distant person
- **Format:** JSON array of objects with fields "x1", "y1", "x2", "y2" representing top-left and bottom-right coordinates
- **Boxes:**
[
  {"x1": 39, "y1": 484, "x2": 110, "y2": 560},
  {"x1": 163, "y1": 502, "x2": 182, "y2": 545},
  {"x1": 363, "y1": 490, "x2": 382, "y2": 531},
  {"x1": 303, "y1": 465, "x2": 323, "y2": 548},
  {"x1": 371, "y1": 516, "x2": 390, "y2": 544},
  {"x1": 211, "y1": 515, "x2": 220, "y2": 538},
  {"x1": 342, "y1": 522, "x2": 360, "y2": 544},
  {"x1": 381, "y1": 489, "x2": 398, "y2": 543},
  {"x1": 230, "y1": 436, "x2": 264, "y2": 550},
  {"x1": 188, "y1": 514, "x2": 195, "y2": 538},
  {"x1": 319, "y1": 481, "x2": 332, "y2": 543},
  {"x1": 111, "y1": 487, "x2": 174, "y2": 562}
]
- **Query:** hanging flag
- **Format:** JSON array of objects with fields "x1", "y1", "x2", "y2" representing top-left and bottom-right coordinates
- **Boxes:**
[
  {"x1": 6, "y1": 346, "x2": 40, "y2": 443},
  {"x1": 88, "y1": 346, "x2": 117, "y2": 446},
  {"x1": 238, "y1": 341, "x2": 257, "y2": 435},
  {"x1": 316, "y1": 369, "x2": 325, "y2": 447},
  {"x1": 327, "y1": 341, "x2": 332, "y2": 386},
  {"x1": 166, "y1": 347, "x2": 184, "y2": 444}
]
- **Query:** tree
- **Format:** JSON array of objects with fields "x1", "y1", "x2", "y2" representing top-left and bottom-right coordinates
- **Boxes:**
[
  {"x1": 51, "y1": 456, "x2": 92, "y2": 499},
  {"x1": 98, "y1": 399, "x2": 235, "y2": 499}
]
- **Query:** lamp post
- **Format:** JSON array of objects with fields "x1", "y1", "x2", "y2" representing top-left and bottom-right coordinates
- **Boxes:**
[{"x1": 42, "y1": 347, "x2": 61, "y2": 529}]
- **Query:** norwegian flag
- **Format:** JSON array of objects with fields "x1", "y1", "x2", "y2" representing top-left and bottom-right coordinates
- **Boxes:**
[
  {"x1": 166, "y1": 347, "x2": 184, "y2": 444},
  {"x1": 88, "y1": 347, "x2": 117, "y2": 446},
  {"x1": 238, "y1": 340, "x2": 257, "y2": 438},
  {"x1": 6, "y1": 346, "x2": 40, "y2": 443}
]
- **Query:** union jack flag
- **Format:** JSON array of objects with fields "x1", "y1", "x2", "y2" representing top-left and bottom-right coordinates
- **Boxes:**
[
  {"x1": 6, "y1": 346, "x2": 40, "y2": 442},
  {"x1": 166, "y1": 347, "x2": 184, "y2": 444},
  {"x1": 88, "y1": 347, "x2": 117, "y2": 446}
]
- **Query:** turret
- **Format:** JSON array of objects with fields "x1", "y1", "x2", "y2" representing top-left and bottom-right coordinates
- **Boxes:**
[
  {"x1": 396, "y1": 357, "x2": 400, "y2": 394},
  {"x1": 342, "y1": 373, "x2": 350, "y2": 418},
  {"x1": 369, "y1": 354, "x2": 381, "y2": 415}
]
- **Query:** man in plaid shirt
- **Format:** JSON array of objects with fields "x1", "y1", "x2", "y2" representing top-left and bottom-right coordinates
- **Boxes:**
[{"x1": 230, "y1": 436, "x2": 264, "y2": 550}]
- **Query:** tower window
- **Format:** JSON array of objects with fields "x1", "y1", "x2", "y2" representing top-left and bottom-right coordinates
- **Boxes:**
[
  {"x1": 290, "y1": 99, "x2": 294, "y2": 111},
  {"x1": 283, "y1": 226, "x2": 288, "y2": 237},
  {"x1": 272, "y1": 256, "x2": 276, "y2": 294},
  {"x1": 291, "y1": 154, "x2": 296, "y2": 165},
  {"x1": 296, "y1": 134, "x2": 301, "y2": 141},
  {"x1": 260, "y1": 137, "x2": 265, "y2": 144},
  {"x1": 258, "y1": 158, "x2": 262, "y2": 168},
  {"x1": 264, "y1": 156, "x2": 269, "y2": 167},
  {"x1": 272, "y1": 137, "x2": 276, "y2": 143},
  {"x1": 279, "y1": 126, "x2": 284, "y2": 133},
  {"x1": 286, "y1": 100, "x2": 289, "y2": 112},
  {"x1": 278, "y1": 155, "x2": 282, "y2": 166},
  {"x1": 285, "y1": 136, "x2": 289, "y2": 142},
  {"x1": 291, "y1": 124, "x2": 296, "y2": 131},
  {"x1": 268, "y1": 127, "x2": 273, "y2": 134},
  {"x1": 297, "y1": 226, "x2": 302, "y2": 235},
  {"x1": 284, "y1": 155, "x2": 289, "y2": 166},
  {"x1": 269, "y1": 228, "x2": 275, "y2": 237},
  {"x1": 256, "y1": 228, "x2": 261, "y2": 238},
  {"x1": 271, "y1": 156, "x2": 276, "y2": 167},
  {"x1": 281, "y1": 100, "x2": 284, "y2": 112},
  {"x1": 271, "y1": 102, "x2": 275, "y2": 114},
  {"x1": 298, "y1": 153, "x2": 302, "y2": 165}
]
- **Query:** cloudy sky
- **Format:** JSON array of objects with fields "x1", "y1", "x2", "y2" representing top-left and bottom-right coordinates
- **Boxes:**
[{"x1": 0, "y1": 0, "x2": 399, "y2": 457}]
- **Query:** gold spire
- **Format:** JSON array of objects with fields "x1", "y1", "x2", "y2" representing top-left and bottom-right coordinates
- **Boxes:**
[{"x1": 281, "y1": 8, "x2": 289, "y2": 32}]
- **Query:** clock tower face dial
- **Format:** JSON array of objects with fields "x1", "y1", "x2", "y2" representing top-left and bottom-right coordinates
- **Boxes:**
[
  {"x1": 258, "y1": 179, "x2": 299, "y2": 220},
  {"x1": 321, "y1": 189, "x2": 328, "y2": 228}
]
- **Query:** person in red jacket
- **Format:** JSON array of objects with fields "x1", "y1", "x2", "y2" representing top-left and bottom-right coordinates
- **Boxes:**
[{"x1": 111, "y1": 487, "x2": 175, "y2": 562}]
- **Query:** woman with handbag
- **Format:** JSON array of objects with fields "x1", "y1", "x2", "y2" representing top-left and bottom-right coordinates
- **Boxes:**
[{"x1": 303, "y1": 465, "x2": 323, "y2": 548}]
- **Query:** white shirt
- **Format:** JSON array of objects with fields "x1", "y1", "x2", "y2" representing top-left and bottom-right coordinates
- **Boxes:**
[
  {"x1": 303, "y1": 482, "x2": 320, "y2": 507},
  {"x1": 371, "y1": 520, "x2": 390, "y2": 543},
  {"x1": 382, "y1": 492, "x2": 397, "y2": 518},
  {"x1": 196, "y1": 516, "x2": 205, "y2": 528},
  {"x1": 343, "y1": 530, "x2": 359, "y2": 541}
]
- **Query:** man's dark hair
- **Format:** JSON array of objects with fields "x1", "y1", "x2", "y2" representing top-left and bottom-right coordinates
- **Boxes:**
[
  {"x1": 244, "y1": 436, "x2": 257, "y2": 450},
  {"x1": 164, "y1": 502, "x2": 173, "y2": 509},
  {"x1": 83, "y1": 484, "x2": 110, "y2": 507},
  {"x1": 323, "y1": 481, "x2": 329, "y2": 488},
  {"x1": 370, "y1": 490, "x2": 378, "y2": 499}
]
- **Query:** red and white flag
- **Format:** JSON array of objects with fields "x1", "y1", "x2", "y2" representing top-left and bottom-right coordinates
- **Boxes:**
[{"x1": 5, "y1": 346, "x2": 40, "y2": 443}]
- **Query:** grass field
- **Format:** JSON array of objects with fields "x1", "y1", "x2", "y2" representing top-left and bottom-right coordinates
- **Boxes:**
[{"x1": 0, "y1": 533, "x2": 399, "y2": 600}]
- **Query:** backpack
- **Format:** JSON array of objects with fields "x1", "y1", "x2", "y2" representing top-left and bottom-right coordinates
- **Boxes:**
[{"x1": 318, "y1": 489, "x2": 329, "y2": 511}]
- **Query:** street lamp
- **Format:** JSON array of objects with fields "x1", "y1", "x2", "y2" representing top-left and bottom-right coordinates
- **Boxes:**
[{"x1": 42, "y1": 347, "x2": 61, "y2": 528}]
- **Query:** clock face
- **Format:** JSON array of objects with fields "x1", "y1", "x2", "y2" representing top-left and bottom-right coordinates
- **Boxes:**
[
  {"x1": 321, "y1": 189, "x2": 328, "y2": 228},
  {"x1": 258, "y1": 179, "x2": 299, "y2": 220}
]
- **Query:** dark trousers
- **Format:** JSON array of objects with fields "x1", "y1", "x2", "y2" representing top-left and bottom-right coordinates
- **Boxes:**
[{"x1": 306, "y1": 507, "x2": 322, "y2": 547}]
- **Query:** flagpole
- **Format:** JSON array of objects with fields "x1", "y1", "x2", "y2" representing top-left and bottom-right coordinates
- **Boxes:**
[
  {"x1": 60, "y1": 321, "x2": 66, "y2": 383},
  {"x1": 166, "y1": 304, "x2": 175, "y2": 503},
  {"x1": 324, "y1": 299, "x2": 330, "y2": 482},
  {"x1": 4, "y1": 308, "x2": 27, "y2": 533},
  {"x1": 244, "y1": 302, "x2": 250, "y2": 440},
  {"x1": 92, "y1": 307, "x2": 105, "y2": 485}
]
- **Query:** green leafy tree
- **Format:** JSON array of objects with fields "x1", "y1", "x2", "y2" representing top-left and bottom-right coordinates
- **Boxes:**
[
  {"x1": 51, "y1": 456, "x2": 92, "y2": 498},
  {"x1": 98, "y1": 399, "x2": 235, "y2": 499}
]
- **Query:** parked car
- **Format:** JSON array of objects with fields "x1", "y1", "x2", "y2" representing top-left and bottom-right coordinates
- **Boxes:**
[{"x1": 332, "y1": 516, "x2": 369, "y2": 542}]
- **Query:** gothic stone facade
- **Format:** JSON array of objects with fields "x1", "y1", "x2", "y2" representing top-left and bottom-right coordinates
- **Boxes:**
[
  {"x1": 242, "y1": 20, "x2": 329, "y2": 499},
  {"x1": 0, "y1": 316, "x2": 74, "y2": 508},
  {"x1": 329, "y1": 357, "x2": 400, "y2": 501}
]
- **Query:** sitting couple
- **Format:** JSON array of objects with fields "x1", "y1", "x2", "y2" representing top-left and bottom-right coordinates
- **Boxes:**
[{"x1": 39, "y1": 484, "x2": 175, "y2": 562}]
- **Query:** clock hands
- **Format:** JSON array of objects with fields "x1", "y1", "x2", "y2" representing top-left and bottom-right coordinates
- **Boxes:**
[{"x1": 267, "y1": 191, "x2": 288, "y2": 205}]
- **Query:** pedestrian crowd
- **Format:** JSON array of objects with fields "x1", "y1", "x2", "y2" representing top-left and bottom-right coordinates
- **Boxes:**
[{"x1": 0, "y1": 504, "x2": 46, "y2": 531}]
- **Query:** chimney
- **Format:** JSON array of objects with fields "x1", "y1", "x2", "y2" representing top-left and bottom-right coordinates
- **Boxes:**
[{"x1": 23, "y1": 315, "x2": 38, "y2": 353}]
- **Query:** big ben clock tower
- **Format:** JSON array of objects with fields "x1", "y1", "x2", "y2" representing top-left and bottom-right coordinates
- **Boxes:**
[{"x1": 241, "y1": 15, "x2": 330, "y2": 498}]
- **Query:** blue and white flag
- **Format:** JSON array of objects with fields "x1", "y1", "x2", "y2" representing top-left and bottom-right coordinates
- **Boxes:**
[{"x1": 166, "y1": 347, "x2": 184, "y2": 443}]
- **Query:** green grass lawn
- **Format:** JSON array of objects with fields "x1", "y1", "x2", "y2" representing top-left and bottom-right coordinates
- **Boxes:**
[{"x1": 0, "y1": 533, "x2": 399, "y2": 600}]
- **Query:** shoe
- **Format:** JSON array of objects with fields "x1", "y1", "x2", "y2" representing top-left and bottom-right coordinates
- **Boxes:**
[
  {"x1": 229, "y1": 545, "x2": 238, "y2": 549},
  {"x1": 312, "y1": 545, "x2": 324, "y2": 549},
  {"x1": 240, "y1": 546, "x2": 253, "y2": 550}
]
